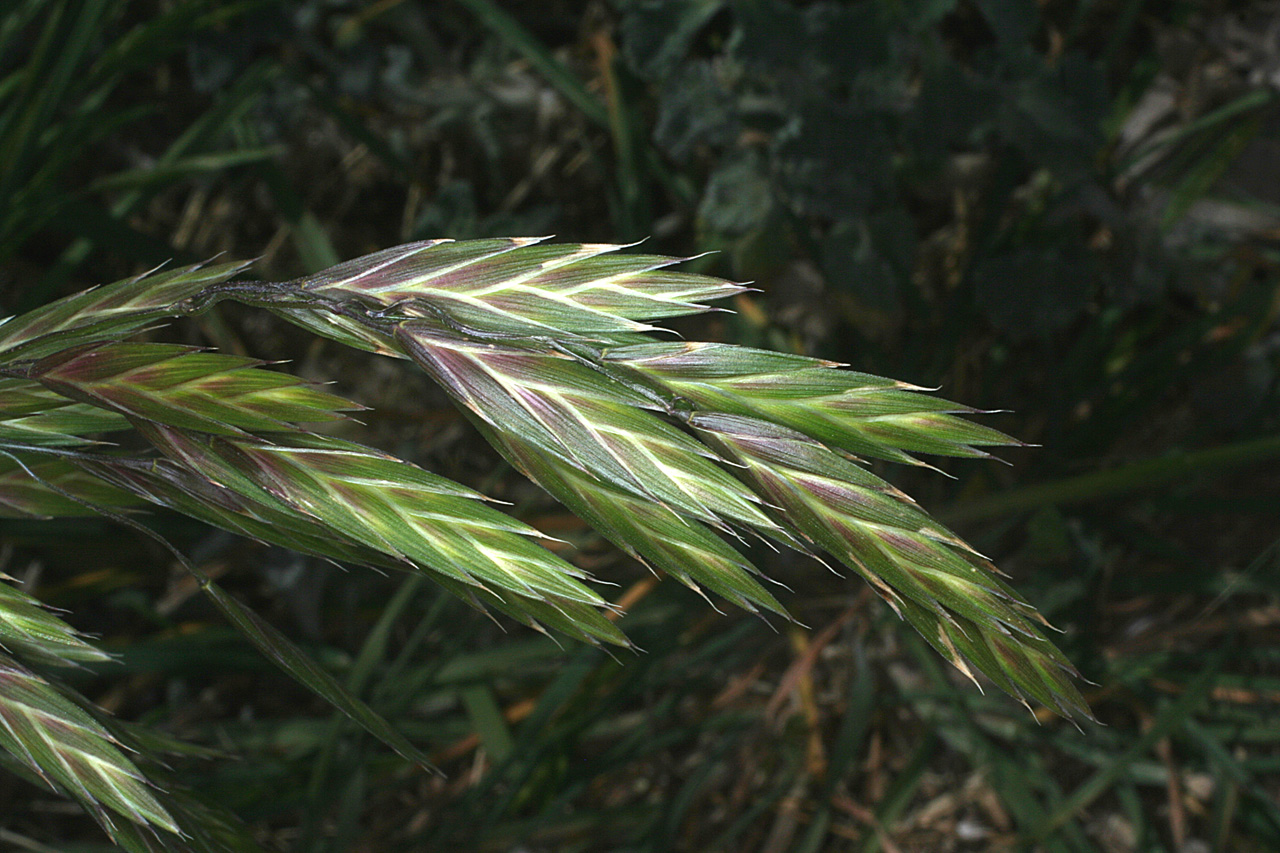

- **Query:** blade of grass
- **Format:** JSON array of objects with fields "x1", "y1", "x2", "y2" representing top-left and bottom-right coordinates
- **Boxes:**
[
  {"x1": 52, "y1": 198, "x2": 199, "y2": 267},
  {"x1": 944, "y1": 434, "x2": 1280, "y2": 523},
  {"x1": 86, "y1": 148, "x2": 283, "y2": 193},
  {"x1": 1029, "y1": 660, "x2": 1222, "y2": 842},
  {"x1": 1118, "y1": 89, "x2": 1273, "y2": 177},
  {"x1": 494, "y1": 648, "x2": 601, "y2": 793},
  {"x1": 591, "y1": 30, "x2": 649, "y2": 241},
  {"x1": 1161, "y1": 113, "x2": 1261, "y2": 228},
  {"x1": 299, "y1": 76, "x2": 410, "y2": 175},
  {"x1": 858, "y1": 736, "x2": 934, "y2": 853},
  {"x1": 28, "y1": 59, "x2": 280, "y2": 307},
  {"x1": 1184, "y1": 717, "x2": 1280, "y2": 836},
  {"x1": 659, "y1": 732, "x2": 771, "y2": 851},
  {"x1": 199, "y1": 576, "x2": 435, "y2": 771},
  {"x1": 704, "y1": 754, "x2": 805, "y2": 852},
  {"x1": 897, "y1": 628, "x2": 1086, "y2": 852},
  {"x1": 0, "y1": 0, "x2": 113, "y2": 215},
  {"x1": 1211, "y1": 777, "x2": 1239, "y2": 853},
  {"x1": 300, "y1": 573, "x2": 430, "y2": 848},
  {"x1": 256, "y1": 161, "x2": 340, "y2": 272},
  {"x1": 796, "y1": 638, "x2": 874, "y2": 853},
  {"x1": 457, "y1": 0, "x2": 694, "y2": 207},
  {"x1": 454, "y1": 0, "x2": 607, "y2": 125},
  {"x1": 460, "y1": 683, "x2": 516, "y2": 763}
]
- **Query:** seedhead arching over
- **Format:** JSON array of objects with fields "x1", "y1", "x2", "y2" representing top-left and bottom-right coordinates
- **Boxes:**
[{"x1": 0, "y1": 238, "x2": 1090, "y2": 843}]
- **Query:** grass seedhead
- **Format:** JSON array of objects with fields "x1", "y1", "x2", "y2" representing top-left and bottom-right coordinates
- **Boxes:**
[{"x1": 0, "y1": 239, "x2": 1093, "y2": 842}]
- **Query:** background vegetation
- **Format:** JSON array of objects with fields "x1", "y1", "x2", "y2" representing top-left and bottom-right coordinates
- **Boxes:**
[{"x1": 2, "y1": 0, "x2": 1279, "y2": 849}]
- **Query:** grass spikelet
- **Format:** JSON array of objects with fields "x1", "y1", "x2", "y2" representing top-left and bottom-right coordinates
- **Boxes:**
[{"x1": 0, "y1": 652, "x2": 178, "y2": 835}]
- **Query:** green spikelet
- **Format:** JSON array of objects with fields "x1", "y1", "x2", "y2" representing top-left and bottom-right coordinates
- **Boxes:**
[
  {"x1": 690, "y1": 413, "x2": 1091, "y2": 720},
  {"x1": 0, "y1": 651, "x2": 178, "y2": 835},
  {"x1": 604, "y1": 341, "x2": 1021, "y2": 466},
  {"x1": 297, "y1": 237, "x2": 746, "y2": 338},
  {"x1": 23, "y1": 341, "x2": 360, "y2": 435},
  {"x1": 0, "y1": 260, "x2": 252, "y2": 359},
  {"x1": 0, "y1": 576, "x2": 112, "y2": 668}
]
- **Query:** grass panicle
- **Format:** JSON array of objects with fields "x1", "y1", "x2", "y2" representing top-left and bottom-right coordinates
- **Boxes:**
[{"x1": 0, "y1": 239, "x2": 1093, "y2": 841}]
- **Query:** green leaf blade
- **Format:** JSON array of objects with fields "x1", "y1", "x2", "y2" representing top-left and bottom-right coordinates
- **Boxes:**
[{"x1": 195, "y1": 579, "x2": 434, "y2": 769}]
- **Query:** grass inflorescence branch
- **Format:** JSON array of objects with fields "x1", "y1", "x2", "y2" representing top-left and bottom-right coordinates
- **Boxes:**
[{"x1": 0, "y1": 238, "x2": 1093, "y2": 843}]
